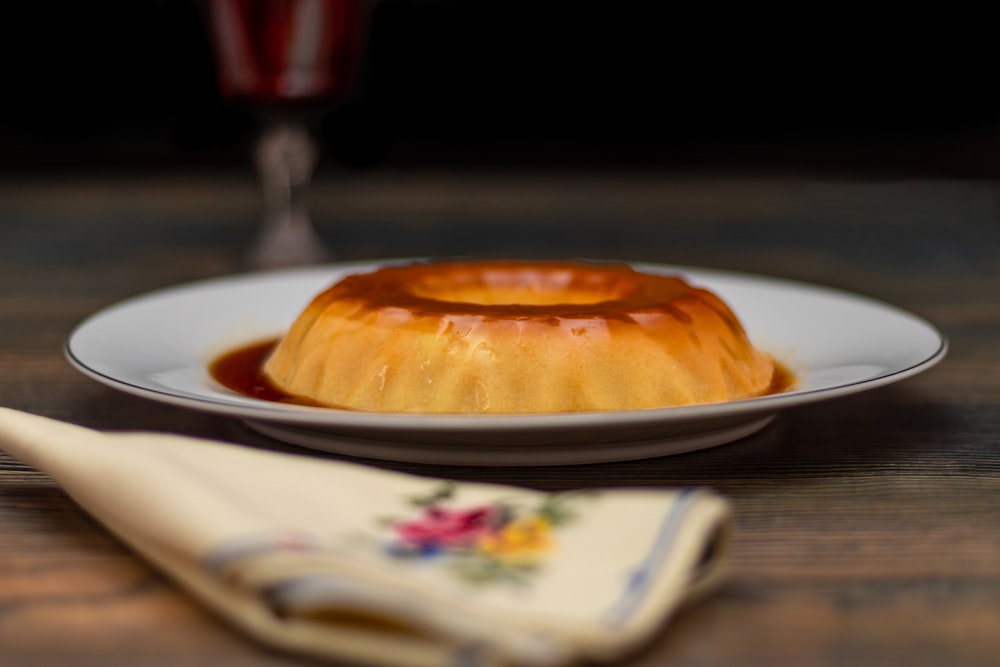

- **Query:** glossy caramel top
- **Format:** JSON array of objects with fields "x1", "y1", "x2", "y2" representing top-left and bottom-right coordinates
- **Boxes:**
[{"x1": 306, "y1": 260, "x2": 730, "y2": 325}]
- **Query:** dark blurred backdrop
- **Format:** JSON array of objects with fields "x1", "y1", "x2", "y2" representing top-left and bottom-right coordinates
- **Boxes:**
[{"x1": 2, "y1": 1, "x2": 999, "y2": 177}]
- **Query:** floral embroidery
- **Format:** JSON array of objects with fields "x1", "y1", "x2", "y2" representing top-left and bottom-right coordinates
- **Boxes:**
[{"x1": 383, "y1": 482, "x2": 580, "y2": 585}]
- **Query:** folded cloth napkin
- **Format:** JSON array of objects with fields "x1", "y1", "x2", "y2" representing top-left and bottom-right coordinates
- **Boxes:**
[{"x1": 0, "y1": 407, "x2": 732, "y2": 667}]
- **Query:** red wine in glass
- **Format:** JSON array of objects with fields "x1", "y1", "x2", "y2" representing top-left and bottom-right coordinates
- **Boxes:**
[
  {"x1": 201, "y1": 0, "x2": 372, "y2": 267},
  {"x1": 206, "y1": 0, "x2": 367, "y2": 104}
]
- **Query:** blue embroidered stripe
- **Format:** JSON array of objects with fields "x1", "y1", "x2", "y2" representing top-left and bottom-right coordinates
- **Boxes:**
[
  {"x1": 203, "y1": 530, "x2": 323, "y2": 573},
  {"x1": 602, "y1": 487, "x2": 699, "y2": 629}
]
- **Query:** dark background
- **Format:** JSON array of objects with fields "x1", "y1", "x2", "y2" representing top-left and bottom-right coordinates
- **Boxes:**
[{"x1": 3, "y1": 1, "x2": 999, "y2": 177}]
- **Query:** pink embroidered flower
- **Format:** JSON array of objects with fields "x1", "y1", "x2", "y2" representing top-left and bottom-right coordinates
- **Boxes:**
[
  {"x1": 392, "y1": 505, "x2": 498, "y2": 555},
  {"x1": 383, "y1": 483, "x2": 582, "y2": 583}
]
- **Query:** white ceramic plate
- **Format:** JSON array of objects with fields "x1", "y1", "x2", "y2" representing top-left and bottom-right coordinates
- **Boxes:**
[{"x1": 65, "y1": 261, "x2": 947, "y2": 466}]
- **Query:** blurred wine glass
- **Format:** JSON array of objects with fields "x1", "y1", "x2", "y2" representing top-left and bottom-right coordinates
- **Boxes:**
[{"x1": 200, "y1": 0, "x2": 372, "y2": 268}]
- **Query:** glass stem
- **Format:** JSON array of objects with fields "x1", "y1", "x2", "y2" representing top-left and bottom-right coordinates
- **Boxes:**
[{"x1": 249, "y1": 118, "x2": 330, "y2": 268}]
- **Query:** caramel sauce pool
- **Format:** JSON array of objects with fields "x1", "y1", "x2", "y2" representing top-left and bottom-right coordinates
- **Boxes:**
[
  {"x1": 210, "y1": 339, "x2": 797, "y2": 410},
  {"x1": 209, "y1": 339, "x2": 318, "y2": 407}
]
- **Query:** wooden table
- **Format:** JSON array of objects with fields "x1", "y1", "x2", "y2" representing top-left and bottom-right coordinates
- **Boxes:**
[{"x1": 1, "y1": 170, "x2": 998, "y2": 666}]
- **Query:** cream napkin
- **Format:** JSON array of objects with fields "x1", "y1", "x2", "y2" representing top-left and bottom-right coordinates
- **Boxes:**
[{"x1": 0, "y1": 408, "x2": 732, "y2": 667}]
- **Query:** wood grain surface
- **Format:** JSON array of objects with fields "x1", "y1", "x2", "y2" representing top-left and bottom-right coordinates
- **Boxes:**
[{"x1": 1, "y1": 172, "x2": 998, "y2": 666}]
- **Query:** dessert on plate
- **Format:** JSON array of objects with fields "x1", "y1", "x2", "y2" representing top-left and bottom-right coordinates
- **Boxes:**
[{"x1": 260, "y1": 260, "x2": 780, "y2": 414}]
